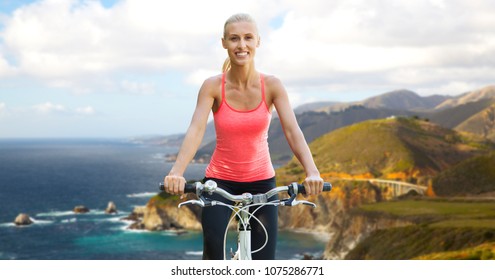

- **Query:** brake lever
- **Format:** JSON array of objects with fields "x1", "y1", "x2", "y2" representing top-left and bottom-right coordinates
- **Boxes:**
[
  {"x1": 293, "y1": 200, "x2": 317, "y2": 208},
  {"x1": 178, "y1": 199, "x2": 205, "y2": 208},
  {"x1": 279, "y1": 197, "x2": 317, "y2": 208}
]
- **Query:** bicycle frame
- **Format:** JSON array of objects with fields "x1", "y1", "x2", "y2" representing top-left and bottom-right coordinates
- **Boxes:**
[{"x1": 235, "y1": 206, "x2": 252, "y2": 260}]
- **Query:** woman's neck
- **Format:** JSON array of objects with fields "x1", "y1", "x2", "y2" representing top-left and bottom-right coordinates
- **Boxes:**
[{"x1": 227, "y1": 63, "x2": 258, "y2": 88}]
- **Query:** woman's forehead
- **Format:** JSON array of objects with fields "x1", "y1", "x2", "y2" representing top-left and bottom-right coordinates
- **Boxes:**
[{"x1": 225, "y1": 21, "x2": 258, "y2": 36}]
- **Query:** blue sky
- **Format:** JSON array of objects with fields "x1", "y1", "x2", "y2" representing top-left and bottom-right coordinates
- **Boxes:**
[{"x1": 1, "y1": 0, "x2": 494, "y2": 138}]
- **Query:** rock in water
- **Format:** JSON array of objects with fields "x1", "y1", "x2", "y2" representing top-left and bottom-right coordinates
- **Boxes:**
[
  {"x1": 73, "y1": 205, "x2": 90, "y2": 213},
  {"x1": 105, "y1": 201, "x2": 117, "y2": 214},
  {"x1": 14, "y1": 213, "x2": 33, "y2": 226}
]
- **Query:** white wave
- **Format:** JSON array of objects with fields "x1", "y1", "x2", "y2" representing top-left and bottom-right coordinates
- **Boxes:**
[
  {"x1": 151, "y1": 153, "x2": 165, "y2": 160},
  {"x1": 36, "y1": 211, "x2": 74, "y2": 217},
  {"x1": 30, "y1": 218, "x2": 54, "y2": 224},
  {"x1": 0, "y1": 223, "x2": 15, "y2": 228},
  {"x1": 127, "y1": 192, "x2": 156, "y2": 198},
  {"x1": 186, "y1": 251, "x2": 203, "y2": 256},
  {"x1": 104, "y1": 215, "x2": 131, "y2": 223},
  {"x1": 110, "y1": 220, "x2": 135, "y2": 231},
  {"x1": 122, "y1": 227, "x2": 148, "y2": 233},
  {"x1": 0, "y1": 218, "x2": 52, "y2": 227},
  {"x1": 85, "y1": 210, "x2": 106, "y2": 215},
  {"x1": 61, "y1": 218, "x2": 77, "y2": 223},
  {"x1": 159, "y1": 230, "x2": 189, "y2": 236}
]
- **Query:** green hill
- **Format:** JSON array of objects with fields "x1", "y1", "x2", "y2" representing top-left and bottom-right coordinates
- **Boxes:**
[
  {"x1": 433, "y1": 152, "x2": 495, "y2": 196},
  {"x1": 277, "y1": 117, "x2": 494, "y2": 184},
  {"x1": 346, "y1": 199, "x2": 495, "y2": 260}
]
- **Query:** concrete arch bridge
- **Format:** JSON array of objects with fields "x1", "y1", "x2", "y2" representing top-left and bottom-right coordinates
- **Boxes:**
[{"x1": 368, "y1": 179, "x2": 428, "y2": 197}]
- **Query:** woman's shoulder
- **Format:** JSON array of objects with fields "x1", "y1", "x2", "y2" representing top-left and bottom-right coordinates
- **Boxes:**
[
  {"x1": 198, "y1": 74, "x2": 223, "y2": 96},
  {"x1": 261, "y1": 73, "x2": 285, "y2": 94},
  {"x1": 202, "y1": 74, "x2": 223, "y2": 87}
]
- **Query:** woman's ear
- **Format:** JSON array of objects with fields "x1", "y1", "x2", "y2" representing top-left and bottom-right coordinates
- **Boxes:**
[
  {"x1": 222, "y1": 37, "x2": 227, "y2": 49},
  {"x1": 257, "y1": 36, "x2": 261, "y2": 47}
]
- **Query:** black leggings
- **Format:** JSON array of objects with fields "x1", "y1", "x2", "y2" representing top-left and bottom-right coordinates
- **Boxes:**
[{"x1": 201, "y1": 177, "x2": 278, "y2": 260}]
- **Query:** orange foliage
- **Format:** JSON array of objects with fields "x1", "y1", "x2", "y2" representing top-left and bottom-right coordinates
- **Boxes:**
[
  {"x1": 426, "y1": 180, "x2": 436, "y2": 197},
  {"x1": 385, "y1": 172, "x2": 408, "y2": 180},
  {"x1": 320, "y1": 172, "x2": 374, "y2": 181}
]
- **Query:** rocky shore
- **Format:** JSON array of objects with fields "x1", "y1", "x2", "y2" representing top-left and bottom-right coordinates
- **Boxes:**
[{"x1": 13, "y1": 201, "x2": 118, "y2": 226}]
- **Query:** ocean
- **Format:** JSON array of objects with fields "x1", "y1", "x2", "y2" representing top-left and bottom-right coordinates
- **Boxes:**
[{"x1": 0, "y1": 139, "x2": 327, "y2": 260}]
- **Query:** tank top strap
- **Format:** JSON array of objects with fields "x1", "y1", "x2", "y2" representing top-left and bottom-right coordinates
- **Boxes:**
[
  {"x1": 260, "y1": 73, "x2": 265, "y2": 102},
  {"x1": 221, "y1": 72, "x2": 226, "y2": 101}
]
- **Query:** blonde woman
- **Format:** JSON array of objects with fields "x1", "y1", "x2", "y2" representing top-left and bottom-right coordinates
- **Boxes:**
[{"x1": 164, "y1": 13, "x2": 323, "y2": 260}]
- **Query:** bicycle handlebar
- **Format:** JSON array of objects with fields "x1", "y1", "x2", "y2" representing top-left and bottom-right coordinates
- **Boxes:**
[
  {"x1": 159, "y1": 181, "x2": 331, "y2": 195},
  {"x1": 159, "y1": 180, "x2": 331, "y2": 207}
]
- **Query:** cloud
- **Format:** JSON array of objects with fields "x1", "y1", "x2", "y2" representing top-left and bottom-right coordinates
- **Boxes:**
[
  {"x1": 119, "y1": 80, "x2": 155, "y2": 95},
  {"x1": 32, "y1": 102, "x2": 95, "y2": 115},
  {"x1": 255, "y1": 0, "x2": 495, "y2": 96},
  {"x1": 75, "y1": 106, "x2": 95, "y2": 115},
  {"x1": 0, "y1": 102, "x2": 5, "y2": 115},
  {"x1": 0, "y1": 0, "x2": 278, "y2": 93},
  {"x1": 32, "y1": 102, "x2": 67, "y2": 114},
  {"x1": 1, "y1": 0, "x2": 494, "y2": 97}
]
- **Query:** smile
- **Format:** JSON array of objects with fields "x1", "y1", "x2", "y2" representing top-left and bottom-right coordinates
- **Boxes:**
[{"x1": 235, "y1": 52, "x2": 249, "y2": 57}]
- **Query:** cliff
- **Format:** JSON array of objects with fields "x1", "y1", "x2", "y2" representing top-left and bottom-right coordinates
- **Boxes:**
[
  {"x1": 277, "y1": 180, "x2": 413, "y2": 259},
  {"x1": 129, "y1": 192, "x2": 202, "y2": 231},
  {"x1": 324, "y1": 213, "x2": 413, "y2": 259}
]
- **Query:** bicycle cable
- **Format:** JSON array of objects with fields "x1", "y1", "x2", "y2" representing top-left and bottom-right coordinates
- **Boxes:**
[{"x1": 217, "y1": 200, "x2": 282, "y2": 259}]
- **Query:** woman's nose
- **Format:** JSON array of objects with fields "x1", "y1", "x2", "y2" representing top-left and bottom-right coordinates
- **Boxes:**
[{"x1": 238, "y1": 39, "x2": 247, "y2": 48}]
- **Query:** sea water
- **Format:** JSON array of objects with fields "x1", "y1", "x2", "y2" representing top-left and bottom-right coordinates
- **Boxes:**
[{"x1": 0, "y1": 139, "x2": 327, "y2": 260}]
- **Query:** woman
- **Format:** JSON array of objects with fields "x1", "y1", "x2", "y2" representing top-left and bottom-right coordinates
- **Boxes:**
[{"x1": 163, "y1": 13, "x2": 323, "y2": 260}]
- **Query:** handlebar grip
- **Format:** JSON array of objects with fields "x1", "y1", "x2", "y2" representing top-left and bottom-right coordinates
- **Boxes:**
[
  {"x1": 297, "y1": 182, "x2": 332, "y2": 194},
  {"x1": 159, "y1": 183, "x2": 197, "y2": 193},
  {"x1": 184, "y1": 184, "x2": 196, "y2": 193}
]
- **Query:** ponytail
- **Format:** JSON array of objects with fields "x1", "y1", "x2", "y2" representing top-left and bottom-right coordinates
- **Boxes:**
[{"x1": 222, "y1": 57, "x2": 231, "y2": 73}]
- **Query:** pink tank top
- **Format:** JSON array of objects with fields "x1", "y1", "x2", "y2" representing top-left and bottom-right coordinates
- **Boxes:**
[{"x1": 205, "y1": 73, "x2": 275, "y2": 182}]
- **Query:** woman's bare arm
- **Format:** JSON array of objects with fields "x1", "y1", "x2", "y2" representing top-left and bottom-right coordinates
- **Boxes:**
[
  {"x1": 164, "y1": 77, "x2": 218, "y2": 195},
  {"x1": 268, "y1": 76, "x2": 323, "y2": 195}
]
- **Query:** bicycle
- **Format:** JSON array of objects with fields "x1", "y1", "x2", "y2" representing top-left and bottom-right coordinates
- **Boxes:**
[{"x1": 159, "y1": 180, "x2": 331, "y2": 260}]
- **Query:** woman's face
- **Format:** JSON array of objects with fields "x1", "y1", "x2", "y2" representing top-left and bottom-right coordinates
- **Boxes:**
[{"x1": 222, "y1": 21, "x2": 260, "y2": 67}]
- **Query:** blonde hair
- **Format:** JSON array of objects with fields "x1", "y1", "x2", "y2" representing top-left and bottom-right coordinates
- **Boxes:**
[{"x1": 222, "y1": 13, "x2": 259, "y2": 72}]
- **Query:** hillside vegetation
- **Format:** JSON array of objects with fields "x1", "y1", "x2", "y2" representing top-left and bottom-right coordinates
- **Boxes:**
[
  {"x1": 277, "y1": 117, "x2": 493, "y2": 185},
  {"x1": 345, "y1": 199, "x2": 495, "y2": 259},
  {"x1": 433, "y1": 152, "x2": 495, "y2": 196},
  {"x1": 415, "y1": 242, "x2": 495, "y2": 260}
]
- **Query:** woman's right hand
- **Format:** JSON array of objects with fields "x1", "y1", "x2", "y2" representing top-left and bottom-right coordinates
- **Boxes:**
[{"x1": 163, "y1": 175, "x2": 186, "y2": 195}]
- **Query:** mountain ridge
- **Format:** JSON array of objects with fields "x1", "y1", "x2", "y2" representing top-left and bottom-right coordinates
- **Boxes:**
[{"x1": 152, "y1": 84, "x2": 495, "y2": 166}]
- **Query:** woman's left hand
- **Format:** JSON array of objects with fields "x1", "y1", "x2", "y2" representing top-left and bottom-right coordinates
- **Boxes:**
[{"x1": 303, "y1": 175, "x2": 324, "y2": 196}]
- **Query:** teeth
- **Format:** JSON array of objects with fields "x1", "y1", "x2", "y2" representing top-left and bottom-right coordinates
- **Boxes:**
[{"x1": 236, "y1": 52, "x2": 248, "y2": 57}]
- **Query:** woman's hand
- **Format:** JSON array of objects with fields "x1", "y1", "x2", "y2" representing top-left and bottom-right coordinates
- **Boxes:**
[
  {"x1": 303, "y1": 175, "x2": 324, "y2": 196},
  {"x1": 163, "y1": 175, "x2": 186, "y2": 195}
]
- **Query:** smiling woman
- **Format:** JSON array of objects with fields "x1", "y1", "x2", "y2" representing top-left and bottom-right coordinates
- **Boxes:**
[
  {"x1": 163, "y1": 13, "x2": 324, "y2": 260},
  {"x1": 221, "y1": 13, "x2": 260, "y2": 73}
]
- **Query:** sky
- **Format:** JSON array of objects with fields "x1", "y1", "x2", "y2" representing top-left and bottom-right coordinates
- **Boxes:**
[{"x1": 0, "y1": 0, "x2": 494, "y2": 138}]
